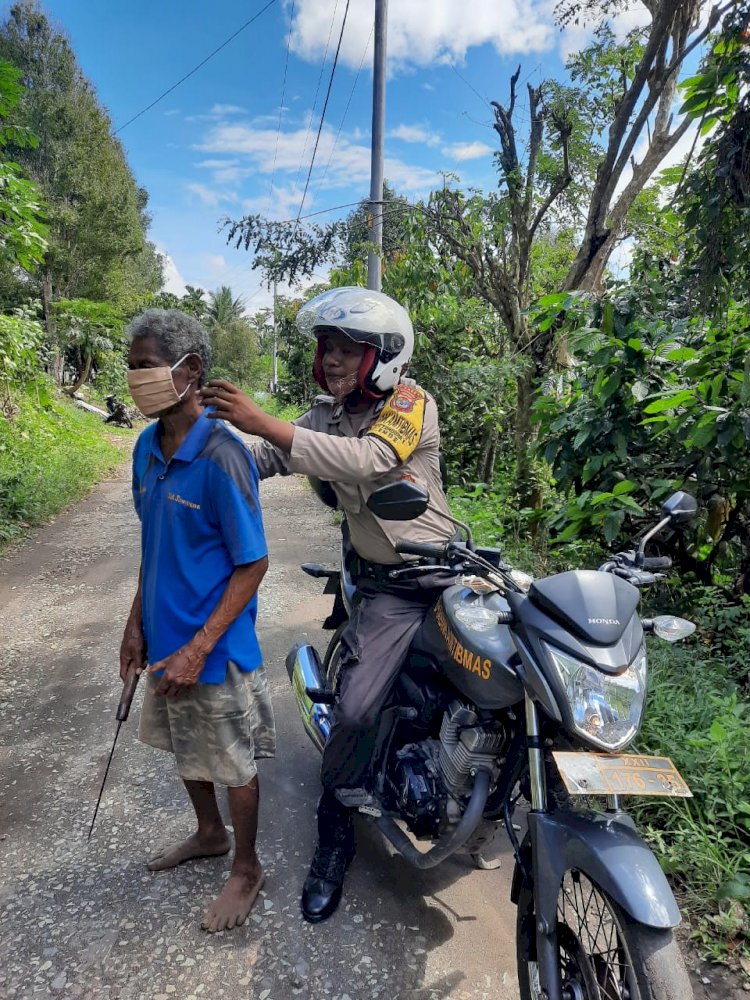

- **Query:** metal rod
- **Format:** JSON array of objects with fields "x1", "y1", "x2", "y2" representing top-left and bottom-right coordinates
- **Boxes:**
[
  {"x1": 271, "y1": 278, "x2": 278, "y2": 392},
  {"x1": 88, "y1": 670, "x2": 141, "y2": 841},
  {"x1": 87, "y1": 722, "x2": 122, "y2": 840},
  {"x1": 606, "y1": 794, "x2": 621, "y2": 811},
  {"x1": 367, "y1": 0, "x2": 387, "y2": 291},
  {"x1": 637, "y1": 515, "x2": 670, "y2": 562},
  {"x1": 525, "y1": 696, "x2": 547, "y2": 812}
]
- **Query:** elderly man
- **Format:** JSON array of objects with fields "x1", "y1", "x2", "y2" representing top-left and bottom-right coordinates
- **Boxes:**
[{"x1": 119, "y1": 309, "x2": 274, "y2": 933}]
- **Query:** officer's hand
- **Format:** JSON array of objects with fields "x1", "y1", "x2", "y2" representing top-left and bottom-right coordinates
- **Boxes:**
[
  {"x1": 149, "y1": 643, "x2": 207, "y2": 698},
  {"x1": 119, "y1": 625, "x2": 146, "y2": 682},
  {"x1": 201, "y1": 380, "x2": 265, "y2": 434}
]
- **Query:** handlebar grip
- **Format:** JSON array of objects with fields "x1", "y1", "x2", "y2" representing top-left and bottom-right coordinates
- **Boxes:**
[
  {"x1": 116, "y1": 669, "x2": 141, "y2": 723},
  {"x1": 395, "y1": 539, "x2": 448, "y2": 560},
  {"x1": 641, "y1": 555, "x2": 672, "y2": 571}
]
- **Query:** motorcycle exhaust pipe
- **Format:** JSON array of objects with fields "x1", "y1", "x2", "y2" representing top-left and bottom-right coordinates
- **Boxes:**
[
  {"x1": 376, "y1": 767, "x2": 491, "y2": 870},
  {"x1": 285, "y1": 642, "x2": 332, "y2": 753}
]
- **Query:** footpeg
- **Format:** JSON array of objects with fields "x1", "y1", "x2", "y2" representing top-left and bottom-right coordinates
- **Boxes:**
[{"x1": 358, "y1": 804, "x2": 382, "y2": 818}]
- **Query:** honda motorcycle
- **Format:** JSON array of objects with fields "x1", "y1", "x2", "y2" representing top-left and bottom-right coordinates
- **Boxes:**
[{"x1": 286, "y1": 482, "x2": 698, "y2": 1000}]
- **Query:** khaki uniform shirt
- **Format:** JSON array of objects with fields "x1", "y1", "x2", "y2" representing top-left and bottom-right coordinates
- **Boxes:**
[{"x1": 250, "y1": 380, "x2": 455, "y2": 565}]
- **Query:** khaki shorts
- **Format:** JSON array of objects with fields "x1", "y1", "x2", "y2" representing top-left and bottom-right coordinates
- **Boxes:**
[{"x1": 138, "y1": 661, "x2": 276, "y2": 787}]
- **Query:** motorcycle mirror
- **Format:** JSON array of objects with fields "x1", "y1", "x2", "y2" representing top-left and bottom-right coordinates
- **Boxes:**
[
  {"x1": 660, "y1": 491, "x2": 698, "y2": 526},
  {"x1": 652, "y1": 615, "x2": 696, "y2": 642},
  {"x1": 366, "y1": 482, "x2": 430, "y2": 521}
]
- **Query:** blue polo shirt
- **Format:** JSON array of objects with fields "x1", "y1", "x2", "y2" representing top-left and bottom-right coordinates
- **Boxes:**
[{"x1": 132, "y1": 411, "x2": 267, "y2": 684}]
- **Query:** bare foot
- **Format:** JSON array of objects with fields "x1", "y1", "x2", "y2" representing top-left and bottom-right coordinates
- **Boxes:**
[
  {"x1": 201, "y1": 867, "x2": 265, "y2": 933},
  {"x1": 147, "y1": 830, "x2": 231, "y2": 872}
]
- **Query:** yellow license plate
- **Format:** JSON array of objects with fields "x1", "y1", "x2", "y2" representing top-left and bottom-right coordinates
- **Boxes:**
[{"x1": 552, "y1": 752, "x2": 692, "y2": 798}]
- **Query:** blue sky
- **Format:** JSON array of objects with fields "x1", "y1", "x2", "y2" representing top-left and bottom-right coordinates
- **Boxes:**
[{"x1": 32, "y1": 0, "x2": 657, "y2": 311}]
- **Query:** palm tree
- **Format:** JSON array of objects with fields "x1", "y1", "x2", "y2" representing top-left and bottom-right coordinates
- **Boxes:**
[{"x1": 207, "y1": 286, "x2": 245, "y2": 328}]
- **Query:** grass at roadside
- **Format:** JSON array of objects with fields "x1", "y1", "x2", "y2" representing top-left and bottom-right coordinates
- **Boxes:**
[
  {"x1": 251, "y1": 390, "x2": 304, "y2": 422},
  {"x1": 0, "y1": 381, "x2": 133, "y2": 548}
]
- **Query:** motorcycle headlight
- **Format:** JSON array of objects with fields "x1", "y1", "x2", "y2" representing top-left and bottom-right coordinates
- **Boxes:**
[{"x1": 544, "y1": 642, "x2": 648, "y2": 751}]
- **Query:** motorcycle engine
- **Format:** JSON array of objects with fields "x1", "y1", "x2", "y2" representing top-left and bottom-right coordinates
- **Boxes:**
[
  {"x1": 393, "y1": 742, "x2": 443, "y2": 838},
  {"x1": 438, "y1": 700, "x2": 506, "y2": 799},
  {"x1": 392, "y1": 700, "x2": 506, "y2": 838}
]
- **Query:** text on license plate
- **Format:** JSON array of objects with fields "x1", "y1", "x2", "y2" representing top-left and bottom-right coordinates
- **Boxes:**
[{"x1": 552, "y1": 752, "x2": 692, "y2": 798}]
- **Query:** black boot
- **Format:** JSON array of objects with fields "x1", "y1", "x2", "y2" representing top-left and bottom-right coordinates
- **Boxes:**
[{"x1": 301, "y1": 791, "x2": 355, "y2": 924}]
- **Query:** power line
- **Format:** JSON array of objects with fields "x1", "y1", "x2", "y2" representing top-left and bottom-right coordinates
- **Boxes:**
[
  {"x1": 268, "y1": 0, "x2": 296, "y2": 197},
  {"x1": 295, "y1": 0, "x2": 352, "y2": 225},
  {"x1": 114, "y1": 0, "x2": 279, "y2": 135},
  {"x1": 314, "y1": 23, "x2": 373, "y2": 197},
  {"x1": 293, "y1": 0, "x2": 340, "y2": 194}
]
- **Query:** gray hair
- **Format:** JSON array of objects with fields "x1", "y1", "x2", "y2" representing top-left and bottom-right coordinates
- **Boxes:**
[{"x1": 126, "y1": 309, "x2": 212, "y2": 384}]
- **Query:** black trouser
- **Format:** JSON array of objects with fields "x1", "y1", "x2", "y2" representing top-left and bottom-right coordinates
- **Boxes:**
[{"x1": 320, "y1": 571, "x2": 448, "y2": 792}]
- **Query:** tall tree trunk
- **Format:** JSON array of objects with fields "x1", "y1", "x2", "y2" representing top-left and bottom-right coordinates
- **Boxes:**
[
  {"x1": 476, "y1": 422, "x2": 500, "y2": 484},
  {"x1": 514, "y1": 331, "x2": 552, "y2": 511},
  {"x1": 41, "y1": 268, "x2": 61, "y2": 384},
  {"x1": 514, "y1": 365, "x2": 536, "y2": 494},
  {"x1": 64, "y1": 351, "x2": 92, "y2": 396}
]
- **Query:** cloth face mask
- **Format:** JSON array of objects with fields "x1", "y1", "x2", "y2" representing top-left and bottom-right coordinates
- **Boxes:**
[
  {"x1": 326, "y1": 371, "x2": 360, "y2": 403},
  {"x1": 127, "y1": 353, "x2": 193, "y2": 417}
]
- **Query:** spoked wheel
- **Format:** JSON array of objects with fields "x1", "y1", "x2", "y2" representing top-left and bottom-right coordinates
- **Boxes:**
[{"x1": 516, "y1": 870, "x2": 694, "y2": 1000}]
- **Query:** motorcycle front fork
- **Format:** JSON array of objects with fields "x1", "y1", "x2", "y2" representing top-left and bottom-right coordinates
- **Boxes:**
[{"x1": 523, "y1": 697, "x2": 624, "y2": 1000}]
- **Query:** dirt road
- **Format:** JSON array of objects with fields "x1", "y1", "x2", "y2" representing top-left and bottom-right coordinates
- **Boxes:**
[{"x1": 0, "y1": 462, "x2": 520, "y2": 1000}]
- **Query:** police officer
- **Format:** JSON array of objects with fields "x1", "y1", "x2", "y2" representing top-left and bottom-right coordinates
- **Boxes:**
[{"x1": 201, "y1": 287, "x2": 454, "y2": 923}]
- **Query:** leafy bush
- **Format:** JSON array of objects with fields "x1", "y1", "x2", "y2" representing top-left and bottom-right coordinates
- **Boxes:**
[
  {"x1": 633, "y1": 640, "x2": 750, "y2": 961},
  {"x1": 0, "y1": 312, "x2": 43, "y2": 396},
  {"x1": 536, "y1": 286, "x2": 750, "y2": 589},
  {"x1": 0, "y1": 381, "x2": 128, "y2": 544}
]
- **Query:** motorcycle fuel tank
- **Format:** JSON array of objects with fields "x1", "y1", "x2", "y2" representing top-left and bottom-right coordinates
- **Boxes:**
[{"x1": 413, "y1": 586, "x2": 524, "y2": 710}]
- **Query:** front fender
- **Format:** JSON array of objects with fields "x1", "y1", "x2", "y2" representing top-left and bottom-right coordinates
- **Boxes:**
[{"x1": 523, "y1": 809, "x2": 681, "y2": 930}]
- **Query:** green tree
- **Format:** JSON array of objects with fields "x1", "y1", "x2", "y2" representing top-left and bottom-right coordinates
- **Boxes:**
[
  {"x1": 0, "y1": 59, "x2": 46, "y2": 273},
  {"x1": 207, "y1": 285, "x2": 245, "y2": 327},
  {"x1": 226, "y1": 2, "x2": 722, "y2": 499},
  {"x1": 0, "y1": 1, "x2": 162, "y2": 362},
  {"x1": 52, "y1": 297, "x2": 123, "y2": 395},
  {"x1": 673, "y1": 2, "x2": 750, "y2": 311}
]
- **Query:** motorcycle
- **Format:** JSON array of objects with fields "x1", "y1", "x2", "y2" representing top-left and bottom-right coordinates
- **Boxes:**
[
  {"x1": 104, "y1": 395, "x2": 134, "y2": 429},
  {"x1": 286, "y1": 482, "x2": 698, "y2": 1000}
]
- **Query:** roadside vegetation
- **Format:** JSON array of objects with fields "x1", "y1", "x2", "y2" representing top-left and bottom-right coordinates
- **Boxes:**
[{"x1": 1, "y1": 0, "x2": 749, "y2": 971}]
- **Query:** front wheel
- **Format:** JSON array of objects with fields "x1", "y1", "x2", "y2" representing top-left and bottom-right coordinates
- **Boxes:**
[{"x1": 516, "y1": 870, "x2": 693, "y2": 1000}]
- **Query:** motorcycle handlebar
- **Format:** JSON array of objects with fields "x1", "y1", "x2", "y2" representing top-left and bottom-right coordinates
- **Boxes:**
[
  {"x1": 641, "y1": 555, "x2": 672, "y2": 571},
  {"x1": 395, "y1": 539, "x2": 449, "y2": 560}
]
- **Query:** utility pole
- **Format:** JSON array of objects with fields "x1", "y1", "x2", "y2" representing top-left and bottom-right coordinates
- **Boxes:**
[
  {"x1": 367, "y1": 0, "x2": 388, "y2": 292},
  {"x1": 271, "y1": 278, "x2": 278, "y2": 393}
]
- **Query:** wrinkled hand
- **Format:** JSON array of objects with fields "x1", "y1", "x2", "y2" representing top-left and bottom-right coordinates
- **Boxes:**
[
  {"x1": 149, "y1": 642, "x2": 207, "y2": 698},
  {"x1": 200, "y1": 380, "x2": 268, "y2": 435},
  {"x1": 120, "y1": 625, "x2": 146, "y2": 682}
]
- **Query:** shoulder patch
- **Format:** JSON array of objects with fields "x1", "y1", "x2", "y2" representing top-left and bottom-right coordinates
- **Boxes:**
[{"x1": 367, "y1": 384, "x2": 426, "y2": 462}]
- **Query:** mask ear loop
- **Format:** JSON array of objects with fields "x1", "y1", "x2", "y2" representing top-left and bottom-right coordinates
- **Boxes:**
[{"x1": 170, "y1": 352, "x2": 199, "y2": 400}]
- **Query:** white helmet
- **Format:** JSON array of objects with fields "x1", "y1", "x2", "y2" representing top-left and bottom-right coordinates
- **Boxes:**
[{"x1": 297, "y1": 286, "x2": 414, "y2": 396}]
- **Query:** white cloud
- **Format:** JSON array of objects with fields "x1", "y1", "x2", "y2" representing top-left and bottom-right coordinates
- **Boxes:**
[
  {"x1": 158, "y1": 251, "x2": 188, "y2": 296},
  {"x1": 195, "y1": 158, "x2": 241, "y2": 170},
  {"x1": 204, "y1": 254, "x2": 227, "y2": 271},
  {"x1": 210, "y1": 104, "x2": 246, "y2": 116},
  {"x1": 185, "y1": 182, "x2": 238, "y2": 207},
  {"x1": 290, "y1": 0, "x2": 559, "y2": 70},
  {"x1": 442, "y1": 140, "x2": 494, "y2": 161},
  {"x1": 389, "y1": 124, "x2": 440, "y2": 147},
  {"x1": 241, "y1": 183, "x2": 312, "y2": 221},
  {"x1": 163, "y1": 108, "x2": 180, "y2": 117},
  {"x1": 196, "y1": 120, "x2": 441, "y2": 197}
]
